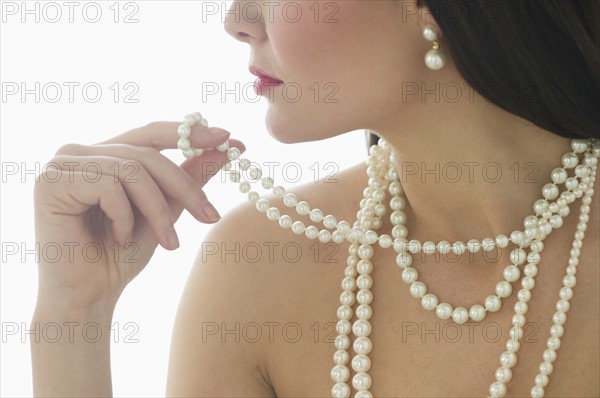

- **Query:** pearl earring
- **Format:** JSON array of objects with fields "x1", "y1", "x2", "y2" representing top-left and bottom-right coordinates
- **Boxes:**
[{"x1": 423, "y1": 24, "x2": 445, "y2": 70}]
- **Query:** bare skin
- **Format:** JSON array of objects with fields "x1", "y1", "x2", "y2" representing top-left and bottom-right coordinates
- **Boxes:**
[
  {"x1": 31, "y1": 1, "x2": 599, "y2": 396},
  {"x1": 167, "y1": 162, "x2": 600, "y2": 397}
]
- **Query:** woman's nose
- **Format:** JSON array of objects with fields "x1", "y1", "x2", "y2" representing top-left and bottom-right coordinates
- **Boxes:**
[{"x1": 224, "y1": 1, "x2": 266, "y2": 43}]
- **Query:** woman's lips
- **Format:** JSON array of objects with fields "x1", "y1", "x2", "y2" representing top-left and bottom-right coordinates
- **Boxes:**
[
  {"x1": 249, "y1": 66, "x2": 284, "y2": 96},
  {"x1": 253, "y1": 77, "x2": 284, "y2": 95}
]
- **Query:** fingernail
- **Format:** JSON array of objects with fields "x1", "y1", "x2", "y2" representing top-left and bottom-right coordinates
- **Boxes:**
[
  {"x1": 211, "y1": 129, "x2": 230, "y2": 138},
  {"x1": 167, "y1": 228, "x2": 180, "y2": 249},
  {"x1": 202, "y1": 203, "x2": 221, "y2": 222}
]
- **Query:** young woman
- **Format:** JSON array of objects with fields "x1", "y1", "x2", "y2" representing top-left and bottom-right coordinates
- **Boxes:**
[{"x1": 31, "y1": 1, "x2": 599, "y2": 397}]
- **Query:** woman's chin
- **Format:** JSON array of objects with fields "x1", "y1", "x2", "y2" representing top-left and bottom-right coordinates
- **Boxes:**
[{"x1": 264, "y1": 111, "x2": 310, "y2": 144}]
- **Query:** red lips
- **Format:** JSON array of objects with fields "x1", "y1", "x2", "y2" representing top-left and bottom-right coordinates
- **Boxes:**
[{"x1": 249, "y1": 66, "x2": 283, "y2": 95}]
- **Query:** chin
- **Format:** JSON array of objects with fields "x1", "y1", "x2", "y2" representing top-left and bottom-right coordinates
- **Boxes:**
[
  {"x1": 264, "y1": 106, "x2": 351, "y2": 144},
  {"x1": 264, "y1": 109, "x2": 313, "y2": 144}
]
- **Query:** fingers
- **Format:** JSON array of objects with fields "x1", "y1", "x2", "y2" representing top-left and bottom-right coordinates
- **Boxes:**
[
  {"x1": 54, "y1": 143, "x2": 219, "y2": 224},
  {"x1": 94, "y1": 121, "x2": 232, "y2": 152},
  {"x1": 46, "y1": 156, "x2": 181, "y2": 250},
  {"x1": 36, "y1": 165, "x2": 135, "y2": 247}
]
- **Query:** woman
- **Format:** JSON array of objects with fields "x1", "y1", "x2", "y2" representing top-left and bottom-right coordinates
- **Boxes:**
[{"x1": 31, "y1": 0, "x2": 599, "y2": 397}]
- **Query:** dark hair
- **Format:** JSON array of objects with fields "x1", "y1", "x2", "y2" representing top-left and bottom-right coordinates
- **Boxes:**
[{"x1": 369, "y1": 0, "x2": 599, "y2": 147}]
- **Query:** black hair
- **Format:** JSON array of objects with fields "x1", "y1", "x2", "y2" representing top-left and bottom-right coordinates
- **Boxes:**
[{"x1": 369, "y1": 0, "x2": 600, "y2": 147}]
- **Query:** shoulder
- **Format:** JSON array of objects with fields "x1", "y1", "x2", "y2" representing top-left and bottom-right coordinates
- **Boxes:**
[{"x1": 167, "y1": 162, "x2": 367, "y2": 396}]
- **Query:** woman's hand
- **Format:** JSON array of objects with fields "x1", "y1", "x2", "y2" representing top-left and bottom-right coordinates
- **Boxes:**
[{"x1": 33, "y1": 120, "x2": 245, "y2": 316}]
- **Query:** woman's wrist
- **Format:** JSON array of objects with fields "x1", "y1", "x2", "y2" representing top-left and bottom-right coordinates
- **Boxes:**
[{"x1": 33, "y1": 292, "x2": 117, "y2": 324}]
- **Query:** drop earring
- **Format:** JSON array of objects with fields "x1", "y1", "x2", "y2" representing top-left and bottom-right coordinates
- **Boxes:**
[{"x1": 423, "y1": 24, "x2": 445, "y2": 70}]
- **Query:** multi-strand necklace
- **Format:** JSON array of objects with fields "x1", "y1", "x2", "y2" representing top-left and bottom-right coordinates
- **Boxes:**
[{"x1": 178, "y1": 112, "x2": 599, "y2": 398}]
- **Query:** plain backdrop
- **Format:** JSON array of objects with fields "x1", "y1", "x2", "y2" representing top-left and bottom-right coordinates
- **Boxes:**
[{"x1": 0, "y1": 1, "x2": 366, "y2": 396}]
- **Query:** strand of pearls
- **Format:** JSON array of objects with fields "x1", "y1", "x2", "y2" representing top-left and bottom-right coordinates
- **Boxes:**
[{"x1": 177, "y1": 113, "x2": 599, "y2": 397}]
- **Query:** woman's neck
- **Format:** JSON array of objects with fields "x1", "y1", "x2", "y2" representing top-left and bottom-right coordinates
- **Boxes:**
[{"x1": 374, "y1": 91, "x2": 574, "y2": 242}]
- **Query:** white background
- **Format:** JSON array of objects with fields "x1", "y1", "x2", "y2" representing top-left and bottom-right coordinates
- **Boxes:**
[{"x1": 0, "y1": 1, "x2": 366, "y2": 396}]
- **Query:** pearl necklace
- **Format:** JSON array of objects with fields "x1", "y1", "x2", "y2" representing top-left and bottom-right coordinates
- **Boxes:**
[{"x1": 178, "y1": 112, "x2": 599, "y2": 398}]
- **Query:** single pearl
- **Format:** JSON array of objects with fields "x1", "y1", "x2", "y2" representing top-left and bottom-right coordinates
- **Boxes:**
[
  {"x1": 352, "y1": 354, "x2": 372, "y2": 373},
  {"x1": 358, "y1": 244, "x2": 374, "y2": 260},
  {"x1": 556, "y1": 300, "x2": 570, "y2": 313},
  {"x1": 495, "y1": 235, "x2": 509, "y2": 248},
  {"x1": 291, "y1": 221, "x2": 306, "y2": 235},
  {"x1": 357, "y1": 260, "x2": 373, "y2": 275},
  {"x1": 310, "y1": 208, "x2": 324, "y2": 223},
  {"x1": 421, "y1": 294, "x2": 438, "y2": 311},
  {"x1": 495, "y1": 367, "x2": 512, "y2": 383},
  {"x1": 353, "y1": 337, "x2": 373, "y2": 355},
  {"x1": 489, "y1": 381, "x2": 507, "y2": 397},
  {"x1": 561, "y1": 152, "x2": 579, "y2": 169},
  {"x1": 283, "y1": 193, "x2": 298, "y2": 207},
  {"x1": 552, "y1": 312, "x2": 567, "y2": 325},
  {"x1": 261, "y1": 177, "x2": 274, "y2": 189},
  {"x1": 357, "y1": 289, "x2": 373, "y2": 305},
  {"x1": 266, "y1": 207, "x2": 280, "y2": 221},
  {"x1": 485, "y1": 295, "x2": 501, "y2": 312},
  {"x1": 296, "y1": 201, "x2": 310, "y2": 215},
  {"x1": 227, "y1": 147, "x2": 241, "y2": 161},
  {"x1": 331, "y1": 383, "x2": 351, "y2": 398},
  {"x1": 517, "y1": 289, "x2": 531, "y2": 302},
  {"x1": 318, "y1": 229, "x2": 332, "y2": 243},
  {"x1": 452, "y1": 241, "x2": 466, "y2": 255},
  {"x1": 506, "y1": 339, "x2": 520, "y2": 352},
  {"x1": 396, "y1": 253, "x2": 413, "y2": 268},
  {"x1": 305, "y1": 226, "x2": 319, "y2": 240},
  {"x1": 422, "y1": 24, "x2": 438, "y2": 41},
  {"x1": 356, "y1": 304, "x2": 372, "y2": 320},
  {"x1": 352, "y1": 372, "x2": 372, "y2": 390},
  {"x1": 323, "y1": 215, "x2": 338, "y2": 229},
  {"x1": 530, "y1": 386, "x2": 545, "y2": 398},
  {"x1": 177, "y1": 137, "x2": 191, "y2": 150},
  {"x1": 339, "y1": 291, "x2": 355, "y2": 306},
  {"x1": 352, "y1": 320, "x2": 372, "y2": 337},
  {"x1": 410, "y1": 282, "x2": 427, "y2": 298},
  {"x1": 334, "y1": 334, "x2": 351, "y2": 350},
  {"x1": 378, "y1": 234, "x2": 393, "y2": 248},
  {"x1": 495, "y1": 281, "x2": 512, "y2": 298},
  {"x1": 401, "y1": 267, "x2": 419, "y2": 284},
  {"x1": 341, "y1": 277, "x2": 356, "y2": 291},
  {"x1": 510, "y1": 248, "x2": 527, "y2": 265},
  {"x1": 543, "y1": 348, "x2": 557, "y2": 363},
  {"x1": 437, "y1": 240, "x2": 452, "y2": 254},
  {"x1": 469, "y1": 305, "x2": 486, "y2": 321},
  {"x1": 467, "y1": 239, "x2": 481, "y2": 253},
  {"x1": 534, "y1": 374, "x2": 549, "y2": 387},
  {"x1": 331, "y1": 365, "x2": 350, "y2": 383},
  {"x1": 482, "y1": 238, "x2": 496, "y2": 251},
  {"x1": 436, "y1": 302, "x2": 453, "y2": 319},
  {"x1": 357, "y1": 275, "x2": 373, "y2": 290},
  {"x1": 512, "y1": 314, "x2": 526, "y2": 328},
  {"x1": 503, "y1": 265, "x2": 521, "y2": 282},
  {"x1": 551, "y1": 168, "x2": 568, "y2": 184},
  {"x1": 542, "y1": 183, "x2": 559, "y2": 200},
  {"x1": 499, "y1": 351, "x2": 517, "y2": 368},
  {"x1": 278, "y1": 215, "x2": 292, "y2": 228},
  {"x1": 333, "y1": 350, "x2": 350, "y2": 365},
  {"x1": 451, "y1": 307, "x2": 469, "y2": 324},
  {"x1": 335, "y1": 320, "x2": 351, "y2": 336},
  {"x1": 533, "y1": 199, "x2": 549, "y2": 215},
  {"x1": 425, "y1": 49, "x2": 446, "y2": 70},
  {"x1": 331, "y1": 231, "x2": 345, "y2": 244},
  {"x1": 524, "y1": 263, "x2": 538, "y2": 277},
  {"x1": 514, "y1": 301, "x2": 528, "y2": 315},
  {"x1": 539, "y1": 361, "x2": 553, "y2": 375}
]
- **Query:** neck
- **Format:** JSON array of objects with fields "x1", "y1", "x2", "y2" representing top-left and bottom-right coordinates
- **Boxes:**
[{"x1": 373, "y1": 91, "x2": 575, "y2": 242}]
